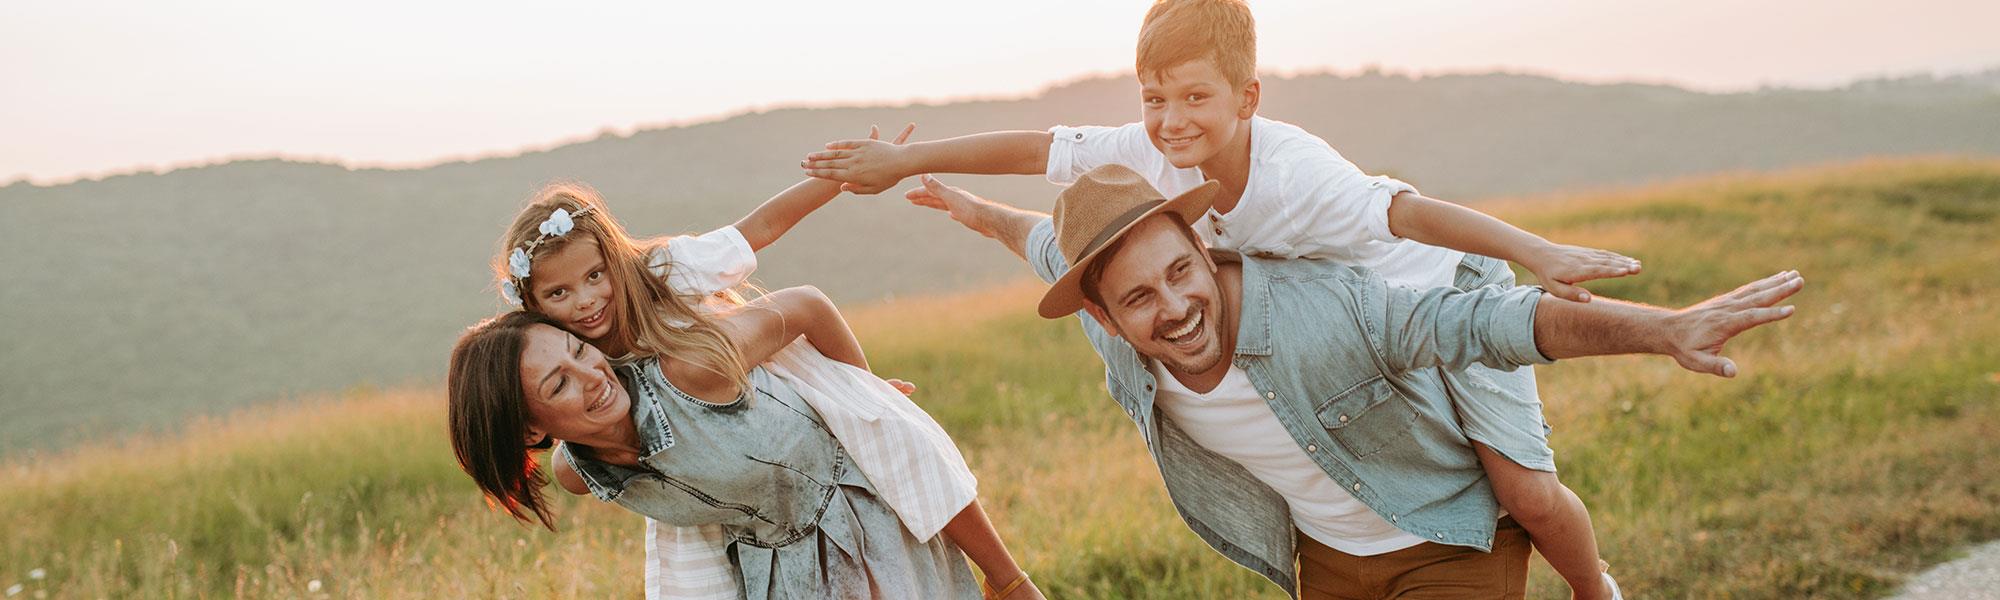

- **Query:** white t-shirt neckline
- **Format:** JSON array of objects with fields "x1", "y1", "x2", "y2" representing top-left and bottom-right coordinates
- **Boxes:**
[{"x1": 1150, "y1": 362, "x2": 1427, "y2": 556}]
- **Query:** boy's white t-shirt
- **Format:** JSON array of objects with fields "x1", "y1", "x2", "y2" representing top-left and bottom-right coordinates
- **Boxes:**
[
  {"x1": 1047, "y1": 116, "x2": 1465, "y2": 288},
  {"x1": 1151, "y1": 362, "x2": 1428, "y2": 556}
]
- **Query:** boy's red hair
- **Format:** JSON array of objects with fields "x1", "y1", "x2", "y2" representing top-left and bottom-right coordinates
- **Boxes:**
[{"x1": 1136, "y1": 0, "x2": 1257, "y2": 87}]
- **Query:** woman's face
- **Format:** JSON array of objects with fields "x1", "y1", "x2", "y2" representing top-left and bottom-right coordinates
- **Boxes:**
[
  {"x1": 517, "y1": 323, "x2": 630, "y2": 446},
  {"x1": 528, "y1": 236, "x2": 620, "y2": 344}
]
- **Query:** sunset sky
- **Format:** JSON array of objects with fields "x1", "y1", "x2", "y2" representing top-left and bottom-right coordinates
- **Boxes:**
[{"x1": 4, "y1": 0, "x2": 1995, "y2": 185}]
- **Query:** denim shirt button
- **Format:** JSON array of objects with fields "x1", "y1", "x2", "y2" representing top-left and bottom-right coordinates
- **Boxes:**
[
  {"x1": 1264, "y1": 391, "x2": 1275, "y2": 400},
  {"x1": 1338, "y1": 414, "x2": 1349, "y2": 423},
  {"x1": 1434, "y1": 532, "x2": 1444, "y2": 539},
  {"x1": 1306, "y1": 444, "x2": 1317, "y2": 452},
  {"x1": 1352, "y1": 482, "x2": 1361, "y2": 491},
  {"x1": 1390, "y1": 515, "x2": 1398, "y2": 522}
]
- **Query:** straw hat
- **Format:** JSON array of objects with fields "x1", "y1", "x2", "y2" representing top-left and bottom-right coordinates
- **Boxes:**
[{"x1": 1037, "y1": 164, "x2": 1221, "y2": 318}]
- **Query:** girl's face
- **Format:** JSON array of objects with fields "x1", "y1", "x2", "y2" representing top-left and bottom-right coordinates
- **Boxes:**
[
  {"x1": 528, "y1": 236, "x2": 621, "y2": 344},
  {"x1": 518, "y1": 323, "x2": 630, "y2": 446}
]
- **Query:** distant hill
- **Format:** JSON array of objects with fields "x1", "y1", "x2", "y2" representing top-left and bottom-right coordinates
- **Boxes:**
[{"x1": 3, "y1": 69, "x2": 1998, "y2": 455}]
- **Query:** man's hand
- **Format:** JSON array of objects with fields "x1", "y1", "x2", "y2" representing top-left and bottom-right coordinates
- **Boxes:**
[
  {"x1": 885, "y1": 379, "x2": 917, "y2": 395},
  {"x1": 906, "y1": 174, "x2": 1044, "y2": 261},
  {"x1": 906, "y1": 174, "x2": 993, "y2": 237},
  {"x1": 1662, "y1": 270, "x2": 1803, "y2": 377},
  {"x1": 1519, "y1": 243, "x2": 1643, "y2": 302},
  {"x1": 803, "y1": 123, "x2": 917, "y2": 195}
]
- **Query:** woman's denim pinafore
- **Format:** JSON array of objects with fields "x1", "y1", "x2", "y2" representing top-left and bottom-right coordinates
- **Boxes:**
[{"x1": 564, "y1": 359, "x2": 979, "y2": 599}]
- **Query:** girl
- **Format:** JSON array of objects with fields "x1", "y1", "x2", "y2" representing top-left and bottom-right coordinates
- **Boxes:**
[{"x1": 469, "y1": 126, "x2": 1042, "y2": 599}]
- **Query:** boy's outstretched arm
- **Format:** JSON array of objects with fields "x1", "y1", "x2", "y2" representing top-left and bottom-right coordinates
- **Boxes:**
[
  {"x1": 803, "y1": 130, "x2": 1052, "y2": 195},
  {"x1": 734, "y1": 124, "x2": 916, "y2": 251},
  {"x1": 1386, "y1": 191, "x2": 1642, "y2": 302}
]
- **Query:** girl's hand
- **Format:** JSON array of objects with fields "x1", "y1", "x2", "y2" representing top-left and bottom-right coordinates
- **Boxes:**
[
  {"x1": 1520, "y1": 243, "x2": 1643, "y2": 302},
  {"x1": 885, "y1": 378, "x2": 917, "y2": 395}
]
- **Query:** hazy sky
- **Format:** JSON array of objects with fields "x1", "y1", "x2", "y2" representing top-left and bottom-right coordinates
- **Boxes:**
[{"x1": 4, "y1": 0, "x2": 1995, "y2": 185}]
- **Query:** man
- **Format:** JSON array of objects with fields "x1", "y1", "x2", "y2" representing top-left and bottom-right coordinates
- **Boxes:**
[{"x1": 906, "y1": 165, "x2": 1801, "y2": 598}]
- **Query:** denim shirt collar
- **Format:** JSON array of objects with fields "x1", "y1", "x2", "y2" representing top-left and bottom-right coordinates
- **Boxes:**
[
  {"x1": 561, "y1": 361, "x2": 679, "y2": 502},
  {"x1": 1225, "y1": 250, "x2": 1275, "y2": 358}
]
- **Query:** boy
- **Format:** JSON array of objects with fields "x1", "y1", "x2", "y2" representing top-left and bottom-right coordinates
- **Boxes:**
[{"x1": 804, "y1": 1, "x2": 1629, "y2": 598}]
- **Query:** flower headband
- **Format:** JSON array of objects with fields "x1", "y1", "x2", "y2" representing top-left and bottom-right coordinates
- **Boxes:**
[{"x1": 499, "y1": 205, "x2": 598, "y2": 306}]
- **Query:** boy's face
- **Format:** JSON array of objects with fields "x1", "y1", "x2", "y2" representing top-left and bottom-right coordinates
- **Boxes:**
[{"x1": 1140, "y1": 58, "x2": 1258, "y2": 169}]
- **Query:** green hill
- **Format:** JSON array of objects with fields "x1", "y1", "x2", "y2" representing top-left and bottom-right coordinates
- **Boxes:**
[
  {"x1": 4, "y1": 70, "x2": 1999, "y2": 455},
  {"x1": 2, "y1": 160, "x2": 1995, "y2": 598}
]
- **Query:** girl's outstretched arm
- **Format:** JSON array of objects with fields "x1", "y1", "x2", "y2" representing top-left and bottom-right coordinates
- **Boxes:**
[
  {"x1": 733, "y1": 124, "x2": 915, "y2": 251},
  {"x1": 670, "y1": 286, "x2": 867, "y2": 402}
]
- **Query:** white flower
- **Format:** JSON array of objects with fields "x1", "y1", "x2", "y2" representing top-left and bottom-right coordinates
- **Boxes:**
[
  {"x1": 4, "y1": 584, "x2": 18, "y2": 597},
  {"x1": 539, "y1": 208, "x2": 575, "y2": 237},
  {"x1": 21, "y1": 571, "x2": 37, "y2": 581},
  {"x1": 307, "y1": 579, "x2": 323, "y2": 593},
  {"x1": 508, "y1": 248, "x2": 532, "y2": 279},
  {"x1": 500, "y1": 280, "x2": 524, "y2": 306}
]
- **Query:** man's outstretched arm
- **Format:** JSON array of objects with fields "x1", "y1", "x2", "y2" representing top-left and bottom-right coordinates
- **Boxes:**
[
  {"x1": 906, "y1": 175, "x2": 1050, "y2": 265},
  {"x1": 1532, "y1": 270, "x2": 1803, "y2": 377},
  {"x1": 1378, "y1": 269, "x2": 1802, "y2": 379}
]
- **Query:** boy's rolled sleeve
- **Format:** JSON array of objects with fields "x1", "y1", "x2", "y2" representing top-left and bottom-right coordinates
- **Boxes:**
[
  {"x1": 1046, "y1": 123, "x2": 1155, "y2": 186},
  {"x1": 1027, "y1": 217, "x2": 1068, "y2": 284},
  {"x1": 1278, "y1": 145, "x2": 1419, "y2": 261},
  {"x1": 1357, "y1": 175, "x2": 1419, "y2": 242}
]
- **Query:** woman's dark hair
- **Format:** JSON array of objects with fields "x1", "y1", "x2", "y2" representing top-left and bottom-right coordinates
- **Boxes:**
[{"x1": 447, "y1": 310, "x2": 567, "y2": 530}]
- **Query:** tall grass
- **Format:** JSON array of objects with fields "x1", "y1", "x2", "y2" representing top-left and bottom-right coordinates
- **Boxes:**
[{"x1": 3, "y1": 159, "x2": 1997, "y2": 598}]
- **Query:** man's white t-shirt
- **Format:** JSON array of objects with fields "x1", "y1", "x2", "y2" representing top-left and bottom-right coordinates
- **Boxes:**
[
  {"x1": 1151, "y1": 362, "x2": 1428, "y2": 556},
  {"x1": 1047, "y1": 116, "x2": 1465, "y2": 288}
]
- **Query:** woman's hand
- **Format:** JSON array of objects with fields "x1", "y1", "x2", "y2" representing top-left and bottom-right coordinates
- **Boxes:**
[{"x1": 884, "y1": 378, "x2": 917, "y2": 395}]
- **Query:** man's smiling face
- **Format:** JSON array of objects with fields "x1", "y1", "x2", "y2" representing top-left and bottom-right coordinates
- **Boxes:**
[{"x1": 1083, "y1": 214, "x2": 1230, "y2": 379}]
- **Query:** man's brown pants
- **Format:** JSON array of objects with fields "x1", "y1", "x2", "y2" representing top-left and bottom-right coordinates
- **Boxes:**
[{"x1": 1296, "y1": 517, "x2": 1531, "y2": 600}]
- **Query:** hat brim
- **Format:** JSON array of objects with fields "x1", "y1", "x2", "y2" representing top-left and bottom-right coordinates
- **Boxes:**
[{"x1": 1037, "y1": 179, "x2": 1223, "y2": 319}]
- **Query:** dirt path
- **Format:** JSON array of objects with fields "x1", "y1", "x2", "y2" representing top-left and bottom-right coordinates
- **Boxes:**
[{"x1": 1886, "y1": 540, "x2": 2000, "y2": 599}]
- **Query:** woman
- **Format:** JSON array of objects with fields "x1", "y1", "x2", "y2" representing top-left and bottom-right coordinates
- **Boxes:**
[{"x1": 448, "y1": 308, "x2": 988, "y2": 598}]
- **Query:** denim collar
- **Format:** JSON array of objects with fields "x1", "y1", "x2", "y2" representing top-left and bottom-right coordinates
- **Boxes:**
[
  {"x1": 1219, "y1": 249, "x2": 1274, "y2": 358},
  {"x1": 562, "y1": 361, "x2": 678, "y2": 502}
]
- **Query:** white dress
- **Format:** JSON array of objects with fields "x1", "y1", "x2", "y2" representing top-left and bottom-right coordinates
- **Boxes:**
[{"x1": 636, "y1": 227, "x2": 981, "y2": 600}]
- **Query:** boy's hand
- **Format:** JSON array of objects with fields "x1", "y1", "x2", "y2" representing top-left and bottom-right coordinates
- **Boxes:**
[
  {"x1": 1661, "y1": 270, "x2": 1802, "y2": 377},
  {"x1": 885, "y1": 378, "x2": 917, "y2": 395},
  {"x1": 1521, "y1": 243, "x2": 1643, "y2": 302},
  {"x1": 803, "y1": 123, "x2": 917, "y2": 195}
]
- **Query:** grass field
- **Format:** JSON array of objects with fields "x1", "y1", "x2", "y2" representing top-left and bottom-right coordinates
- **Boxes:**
[{"x1": 3, "y1": 159, "x2": 1997, "y2": 598}]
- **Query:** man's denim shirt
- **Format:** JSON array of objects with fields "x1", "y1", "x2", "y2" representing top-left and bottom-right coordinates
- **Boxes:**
[{"x1": 1025, "y1": 219, "x2": 1554, "y2": 595}]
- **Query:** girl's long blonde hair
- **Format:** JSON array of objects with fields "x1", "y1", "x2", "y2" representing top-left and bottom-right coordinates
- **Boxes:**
[{"x1": 493, "y1": 181, "x2": 749, "y2": 394}]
